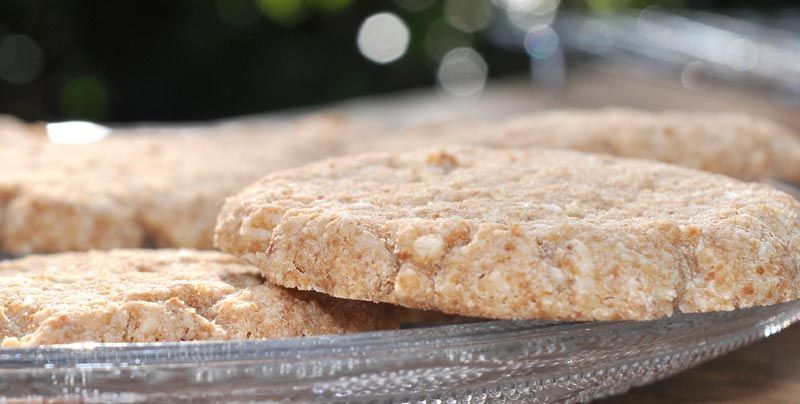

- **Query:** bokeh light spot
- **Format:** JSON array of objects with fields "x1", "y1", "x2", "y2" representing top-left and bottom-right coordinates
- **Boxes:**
[
  {"x1": 681, "y1": 61, "x2": 712, "y2": 91},
  {"x1": 0, "y1": 35, "x2": 44, "y2": 85},
  {"x1": 524, "y1": 25, "x2": 559, "y2": 60},
  {"x1": 357, "y1": 12, "x2": 410, "y2": 64},
  {"x1": 444, "y1": 0, "x2": 493, "y2": 33},
  {"x1": 496, "y1": 0, "x2": 560, "y2": 30},
  {"x1": 60, "y1": 77, "x2": 110, "y2": 121},
  {"x1": 437, "y1": 47, "x2": 488, "y2": 97},
  {"x1": 47, "y1": 121, "x2": 110, "y2": 145},
  {"x1": 726, "y1": 38, "x2": 759, "y2": 71}
]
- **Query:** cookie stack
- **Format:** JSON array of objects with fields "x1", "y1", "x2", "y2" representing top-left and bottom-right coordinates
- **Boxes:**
[{"x1": 2, "y1": 109, "x2": 800, "y2": 347}]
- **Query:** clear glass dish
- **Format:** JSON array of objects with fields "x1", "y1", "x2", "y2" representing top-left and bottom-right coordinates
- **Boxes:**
[{"x1": 1, "y1": 300, "x2": 798, "y2": 403}]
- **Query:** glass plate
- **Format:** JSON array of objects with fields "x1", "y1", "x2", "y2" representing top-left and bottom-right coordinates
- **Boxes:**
[{"x1": 1, "y1": 300, "x2": 799, "y2": 403}]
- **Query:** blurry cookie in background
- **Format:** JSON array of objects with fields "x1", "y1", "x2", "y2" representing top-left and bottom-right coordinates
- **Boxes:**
[
  {"x1": 0, "y1": 249, "x2": 398, "y2": 347},
  {"x1": 357, "y1": 108, "x2": 800, "y2": 183},
  {"x1": 5, "y1": 107, "x2": 797, "y2": 256},
  {"x1": 0, "y1": 115, "x2": 367, "y2": 255}
]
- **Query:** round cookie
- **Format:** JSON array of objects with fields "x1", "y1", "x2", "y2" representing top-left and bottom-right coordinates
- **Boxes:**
[
  {"x1": 357, "y1": 109, "x2": 800, "y2": 182},
  {"x1": 493, "y1": 109, "x2": 800, "y2": 182},
  {"x1": 0, "y1": 115, "x2": 364, "y2": 254},
  {"x1": 216, "y1": 146, "x2": 800, "y2": 321},
  {"x1": 0, "y1": 249, "x2": 397, "y2": 346}
]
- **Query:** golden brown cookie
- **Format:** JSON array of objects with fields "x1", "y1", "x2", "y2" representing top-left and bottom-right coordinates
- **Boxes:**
[
  {"x1": 216, "y1": 146, "x2": 800, "y2": 321},
  {"x1": 0, "y1": 249, "x2": 397, "y2": 346}
]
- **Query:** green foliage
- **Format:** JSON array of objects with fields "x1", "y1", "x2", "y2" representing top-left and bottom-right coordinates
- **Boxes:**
[
  {"x1": 255, "y1": 0, "x2": 306, "y2": 25},
  {"x1": 60, "y1": 76, "x2": 109, "y2": 121},
  {"x1": 254, "y1": 0, "x2": 351, "y2": 26}
]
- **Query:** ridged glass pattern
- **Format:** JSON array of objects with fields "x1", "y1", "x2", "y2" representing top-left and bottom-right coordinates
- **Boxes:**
[{"x1": 1, "y1": 300, "x2": 799, "y2": 403}]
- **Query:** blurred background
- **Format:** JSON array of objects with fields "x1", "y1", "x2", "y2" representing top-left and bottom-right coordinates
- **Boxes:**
[{"x1": 0, "y1": 1, "x2": 797, "y2": 123}]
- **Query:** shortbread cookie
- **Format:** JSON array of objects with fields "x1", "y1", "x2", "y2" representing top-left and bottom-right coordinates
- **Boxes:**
[
  {"x1": 216, "y1": 146, "x2": 800, "y2": 321},
  {"x1": 359, "y1": 109, "x2": 800, "y2": 182},
  {"x1": 0, "y1": 249, "x2": 397, "y2": 346},
  {"x1": 0, "y1": 115, "x2": 362, "y2": 254}
]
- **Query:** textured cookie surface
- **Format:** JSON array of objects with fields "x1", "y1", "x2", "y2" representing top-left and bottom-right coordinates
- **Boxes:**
[
  {"x1": 0, "y1": 249, "x2": 397, "y2": 346},
  {"x1": 0, "y1": 115, "x2": 361, "y2": 254},
  {"x1": 216, "y1": 146, "x2": 800, "y2": 321},
  {"x1": 358, "y1": 109, "x2": 800, "y2": 182}
]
